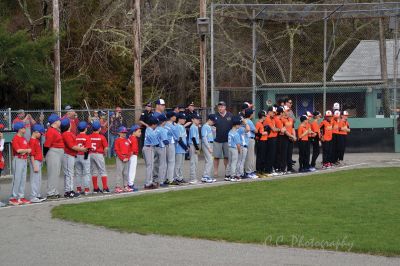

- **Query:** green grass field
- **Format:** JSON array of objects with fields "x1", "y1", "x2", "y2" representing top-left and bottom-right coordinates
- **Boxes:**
[{"x1": 52, "y1": 167, "x2": 400, "y2": 256}]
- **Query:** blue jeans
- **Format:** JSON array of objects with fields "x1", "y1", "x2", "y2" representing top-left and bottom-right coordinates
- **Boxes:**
[{"x1": 109, "y1": 134, "x2": 118, "y2": 157}]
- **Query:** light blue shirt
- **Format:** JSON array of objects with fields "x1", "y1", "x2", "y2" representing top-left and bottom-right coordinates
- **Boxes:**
[
  {"x1": 144, "y1": 127, "x2": 159, "y2": 146},
  {"x1": 228, "y1": 128, "x2": 241, "y2": 148},
  {"x1": 155, "y1": 125, "x2": 169, "y2": 148},
  {"x1": 188, "y1": 124, "x2": 200, "y2": 145},
  {"x1": 175, "y1": 124, "x2": 187, "y2": 154},
  {"x1": 165, "y1": 121, "x2": 178, "y2": 144},
  {"x1": 201, "y1": 124, "x2": 214, "y2": 143},
  {"x1": 247, "y1": 119, "x2": 256, "y2": 138},
  {"x1": 238, "y1": 126, "x2": 248, "y2": 146}
]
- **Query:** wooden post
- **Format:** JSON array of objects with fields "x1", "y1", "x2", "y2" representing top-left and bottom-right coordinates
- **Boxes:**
[
  {"x1": 379, "y1": 0, "x2": 390, "y2": 117},
  {"x1": 133, "y1": 0, "x2": 143, "y2": 121},
  {"x1": 53, "y1": 0, "x2": 61, "y2": 112},
  {"x1": 200, "y1": 0, "x2": 207, "y2": 113}
]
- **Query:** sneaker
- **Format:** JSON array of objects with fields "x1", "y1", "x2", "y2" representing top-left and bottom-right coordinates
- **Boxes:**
[
  {"x1": 30, "y1": 197, "x2": 45, "y2": 203},
  {"x1": 8, "y1": 198, "x2": 19, "y2": 206},
  {"x1": 66, "y1": 191, "x2": 80, "y2": 198},
  {"x1": 76, "y1": 187, "x2": 82, "y2": 195},
  {"x1": 251, "y1": 172, "x2": 259, "y2": 178},
  {"x1": 0, "y1": 201, "x2": 6, "y2": 207},
  {"x1": 63, "y1": 192, "x2": 70, "y2": 198},
  {"x1": 229, "y1": 177, "x2": 241, "y2": 182},
  {"x1": 128, "y1": 185, "x2": 138, "y2": 192},
  {"x1": 93, "y1": 188, "x2": 103, "y2": 194},
  {"x1": 83, "y1": 188, "x2": 91, "y2": 195},
  {"x1": 114, "y1": 187, "x2": 124, "y2": 193},
  {"x1": 224, "y1": 176, "x2": 231, "y2": 181},
  {"x1": 206, "y1": 177, "x2": 216, "y2": 183},
  {"x1": 170, "y1": 180, "x2": 181, "y2": 186},
  {"x1": 124, "y1": 186, "x2": 134, "y2": 192},
  {"x1": 144, "y1": 183, "x2": 157, "y2": 190},
  {"x1": 103, "y1": 188, "x2": 111, "y2": 194},
  {"x1": 272, "y1": 172, "x2": 279, "y2": 176},
  {"x1": 18, "y1": 198, "x2": 31, "y2": 205},
  {"x1": 189, "y1": 180, "x2": 198, "y2": 185},
  {"x1": 159, "y1": 182, "x2": 169, "y2": 188},
  {"x1": 286, "y1": 171, "x2": 292, "y2": 174},
  {"x1": 201, "y1": 177, "x2": 208, "y2": 183},
  {"x1": 309, "y1": 167, "x2": 317, "y2": 172},
  {"x1": 177, "y1": 179, "x2": 188, "y2": 184},
  {"x1": 47, "y1": 194, "x2": 60, "y2": 200}
]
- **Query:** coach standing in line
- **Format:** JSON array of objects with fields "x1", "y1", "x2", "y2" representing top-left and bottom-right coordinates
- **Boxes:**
[
  {"x1": 139, "y1": 102, "x2": 153, "y2": 150},
  {"x1": 213, "y1": 101, "x2": 233, "y2": 178},
  {"x1": 62, "y1": 105, "x2": 79, "y2": 135}
]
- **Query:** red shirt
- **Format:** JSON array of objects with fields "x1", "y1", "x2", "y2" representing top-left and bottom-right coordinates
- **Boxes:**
[
  {"x1": 62, "y1": 131, "x2": 78, "y2": 156},
  {"x1": 263, "y1": 116, "x2": 278, "y2": 138},
  {"x1": 44, "y1": 127, "x2": 64, "y2": 148},
  {"x1": 13, "y1": 117, "x2": 32, "y2": 128},
  {"x1": 29, "y1": 137, "x2": 43, "y2": 161},
  {"x1": 12, "y1": 134, "x2": 29, "y2": 159},
  {"x1": 62, "y1": 115, "x2": 79, "y2": 135},
  {"x1": 76, "y1": 132, "x2": 92, "y2": 155},
  {"x1": 129, "y1": 135, "x2": 139, "y2": 155},
  {"x1": 89, "y1": 133, "x2": 108, "y2": 154},
  {"x1": 297, "y1": 124, "x2": 309, "y2": 141},
  {"x1": 320, "y1": 120, "x2": 333, "y2": 141},
  {"x1": 114, "y1": 137, "x2": 131, "y2": 161}
]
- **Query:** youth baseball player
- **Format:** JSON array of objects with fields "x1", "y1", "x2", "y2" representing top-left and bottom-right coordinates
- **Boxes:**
[
  {"x1": 201, "y1": 114, "x2": 217, "y2": 183},
  {"x1": 29, "y1": 124, "x2": 46, "y2": 203},
  {"x1": 75, "y1": 121, "x2": 92, "y2": 195}
]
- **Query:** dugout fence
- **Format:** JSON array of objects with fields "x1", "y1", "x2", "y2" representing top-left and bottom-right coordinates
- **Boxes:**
[{"x1": 210, "y1": 2, "x2": 400, "y2": 152}]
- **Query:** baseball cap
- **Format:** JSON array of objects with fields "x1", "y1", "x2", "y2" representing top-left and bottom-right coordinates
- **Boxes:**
[
  {"x1": 61, "y1": 118, "x2": 70, "y2": 128},
  {"x1": 177, "y1": 113, "x2": 186, "y2": 120},
  {"x1": 13, "y1": 122, "x2": 24, "y2": 131},
  {"x1": 130, "y1": 124, "x2": 140, "y2": 132},
  {"x1": 276, "y1": 106, "x2": 284, "y2": 114},
  {"x1": 48, "y1": 114, "x2": 61, "y2": 124},
  {"x1": 306, "y1": 111, "x2": 313, "y2": 117},
  {"x1": 300, "y1": 115, "x2": 308, "y2": 122},
  {"x1": 117, "y1": 126, "x2": 128, "y2": 133},
  {"x1": 258, "y1": 110, "x2": 266, "y2": 118},
  {"x1": 325, "y1": 110, "x2": 333, "y2": 117},
  {"x1": 208, "y1": 114, "x2": 218, "y2": 122},
  {"x1": 32, "y1": 124, "x2": 45, "y2": 134},
  {"x1": 334, "y1": 110, "x2": 341, "y2": 117},
  {"x1": 187, "y1": 102, "x2": 195, "y2": 107},
  {"x1": 155, "y1": 99, "x2": 166, "y2": 105},
  {"x1": 166, "y1": 111, "x2": 177, "y2": 119},
  {"x1": 342, "y1": 110, "x2": 349, "y2": 116},
  {"x1": 313, "y1": 111, "x2": 321, "y2": 117},
  {"x1": 283, "y1": 105, "x2": 290, "y2": 111},
  {"x1": 241, "y1": 103, "x2": 250, "y2": 110},
  {"x1": 17, "y1": 109, "x2": 24, "y2": 114},
  {"x1": 145, "y1": 102, "x2": 152, "y2": 107},
  {"x1": 77, "y1": 121, "x2": 88, "y2": 131},
  {"x1": 92, "y1": 120, "x2": 101, "y2": 131},
  {"x1": 148, "y1": 116, "x2": 159, "y2": 125},
  {"x1": 244, "y1": 108, "x2": 254, "y2": 117},
  {"x1": 192, "y1": 113, "x2": 201, "y2": 120},
  {"x1": 110, "y1": 111, "x2": 115, "y2": 116},
  {"x1": 232, "y1": 116, "x2": 242, "y2": 126},
  {"x1": 158, "y1": 114, "x2": 168, "y2": 122},
  {"x1": 98, "y1": 110, "x2": 106, "y2": 116},
  {"x1": 65, "y1": 105, "x2": 73, "y2": 111},
  {"x1": 333, "y1": 102, "x2": 340, "y2": 110},
  {"x1": 217, "y1": 101, "x2": 226, "y2": 106}
]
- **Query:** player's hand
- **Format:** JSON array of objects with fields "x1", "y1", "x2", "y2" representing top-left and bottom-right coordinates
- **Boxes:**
[
  {"x1": 27, "y1": 149, "x2": 32, "y2": 153},
  {"x1": 208, "y1": 148, "x2": 212, "y2": 153},
  {"x1": 34, "y1": 166, "x2": 39, "y2": 173},
  {"x1": 81, "y1": 147, "x2": 88, "y2": 152},
  {"x1": 123, "y1": 158, "x2": 129, "y2": 162}
]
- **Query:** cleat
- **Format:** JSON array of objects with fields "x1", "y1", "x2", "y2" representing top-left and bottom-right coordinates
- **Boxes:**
[{"x1": 8, "y1": 198, "x2": 20, "y2": 206}]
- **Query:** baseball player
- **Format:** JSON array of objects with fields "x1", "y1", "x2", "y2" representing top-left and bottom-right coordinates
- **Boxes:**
[
  {"x1": 264, "y1": 106, "x2": 279, "y2": 177},
  {"x1": 61, "y1": 118, "x2": 86, "y2": 198},
  {"x1": 128, "y1": 125, "x2": 141, "y2": 191},
  {"x1": 173, "y1": 113, "x2": 189, "y2": 184},
  {"x1": 164, "y1": 111, "x2": 179, "y2": 185},
  {"x1": 143, "y1": 117, "x2": 159, "y2": 189},
  {"x1": 89, "y1": 121, "x2": 110, "y2": 193},
  {"x1": 44, "y1": 114, "x2": 64, "y2": 199},
  {"x1": 298, "y1": 115, "x2": 312, "y2": 172},
  {"x1": 255, "y1": 110, "x2": 268, "y2": 175},
  {"x1": 188, "y1": 113, "x2": 201, "y2": 184},
  {"x1": 337, "y1": 111, "x2": 351, "y2": 164},
  {"x1": 201, "y1": 114, "x2": 217, "y2": 183},
  {"x1": 29, "y1": 124, "x2": 46, "y2": 203},
  {"x1": 310, "y1": 111, "x2": 322, "y2": 170},
  {"x1": 243, "y1": 108, "x2": 257, "y2": 178},
  {"x1": 236, "y1": 114, "x2": 249, "y2": 180},
  {"x1": 320, "y1": 110, "x2": 334, "y2": 169},
  {"x1": 114, "y1": 126, "x2": 131, "y2": 193},
  {"x1": 75, "y1": 121, "x2": 92, "y2": 195},
  {"x1": 0, "y1": 128, "x2": 5, "y2": 177},
  {"x1": 154, "y1": 114, "x2": 169, "y2": 187},
  {"x1": 9, "y1": 122, "x2": 31, "y2": 205},
  {"x1": 226, "y1": 116, "x2": 242, "y2": 182}
]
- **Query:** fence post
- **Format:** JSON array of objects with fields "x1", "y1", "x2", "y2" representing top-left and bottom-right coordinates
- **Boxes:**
[
  {"x1": 323, "y1": 11, "x2": 327, "y2": 114},
  {"x1": 7, "y1": 108, "x2": 12, "y2": 175},
  {"x1": 210, "y1": 3, "x2": 215, "y2": 113},
  {"x1": 107, "y1": 110, "x2": 110, "y2": 158},
  {"x1": 252, "y1": 9, "x2": 257, "y2": 109}
]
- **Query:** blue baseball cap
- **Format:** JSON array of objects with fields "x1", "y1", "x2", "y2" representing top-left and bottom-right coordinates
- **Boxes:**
[
  {"x1": 13, "y1": 122, "x2": 25, "y2": 131},
  {"x1": 32, "y1": 124, "x2": 45, "y2": 134},
  {"x1": 110, "y1": 111, "x2": 115, "y2": 116},
  {"x1": 77, "y1": 121, "x2": 88, "y2": 131},
  {"x1": 154, "y1": 99, "x2": 166, "y2": 105},
  {"x1": 48, "y1": 114, "x2": 60, "y2": 124},
  {"x1": 148, "y1": 116, "x2": 159, "y2": 125},
  {"x1": 208, "y1": 114, "x2": 218, "y2": 122},
  {"x1": 61, "y1": 118, "x2": 70, "y2": 128},
  {"x1": 232, "y1": 116, "x2": 242, "y2": 126},
  {"x1": 118, "y1": 126, "x2": 128, "y2": 133},
  {"x1": 177, "y1": 113, "x2": 186, "y2": 120},
  {"x1": 158, "y1": 114, "x2": 168, "y2": 122},
  {"x1": 166, "y1": 111, "x2": 177, "y2": 119},
  {"x1": 92, "y1": 121, "x2": 101, "y2": 131},
  {"x1": 244, "y1": 108, "x2": 255, "y2": 118},
  {"x1": 192, "y1": 113, "x2": 201, "y2": 120},
  {"x1": 130, "y1": 124, "x2": 140, "y2": 132}
]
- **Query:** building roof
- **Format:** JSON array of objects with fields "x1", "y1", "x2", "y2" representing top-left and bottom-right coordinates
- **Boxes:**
[{"x1": 332, "y1": 40, "x2": 400, "y2": 81}]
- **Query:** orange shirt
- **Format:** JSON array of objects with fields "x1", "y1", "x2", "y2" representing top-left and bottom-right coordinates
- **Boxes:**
[
  {"x1": 263, "y1": 116, "x2": 277, "y2": 138},
  {"x1": 338, "y1": 120, "x2": 350, "y2": 135},
  {"x1": 332, "y1": 119, "x2": 340, "y2": 134},
  {"x1": 320, "y1": 120, "x2": 333, "y2": 141},
  {"x1": 297, "y1": 124, "x2": 309, "y2": 141},
  {"x1": 255, "y1": 121, "x2": 268, "y2": 141},
  {"x1": 311, "y1": 120, "x2": 320, "y2": 138},
  {"x1": 274, "y1": 116, "x2": 284, "y2": 136},
  {"x1": 284, "y1": 117, "x2": 294, "y2": 136}
]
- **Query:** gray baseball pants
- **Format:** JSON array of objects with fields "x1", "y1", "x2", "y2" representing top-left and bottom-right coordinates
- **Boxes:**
[
  {"x1": 116, "y1": 157, "x2": 129, "y2": 187},
  {"x1": 11, "y1": 157, "x2": 27, "y2": 199},
  {"x1": 75, "y1": 154, "x2": 91, "y2": 189},
  {"x1": 202, "y1": 144, "x2": 213, "y2": 178},
  {"x1": 236, "y1": 146, "x2": 248, "y2": 177},
  {"x1": 189, "y1": 144, "x2": 198, "y2": 182},
  {"x1": 142, "y1": 146, "x2": 155, "y2": 186},
  {"x1": 46, "y1": 148, "x2": 64, "y2": 196},
  {"x1": 155, "y1": 146, "x2": 167, "y2": 183},
  {"x1": 30, "y1": 160, "x2": 42, "y2": 199},
  {"x1": 63, "y1": 154, "x2": 75, "y2": 192},
  {"x1": 244, "y1": 138, "x2": 255, "y2": 174},
  {"x1": 227, "y1": 147, "x2": 239, "y2": 178},
  {"x1": 174, "y1": 153, "x2": 185, "y2": 181},
  {"x1": 166, "y1": 144, "x2": 175, "y2": 182},
  {"x1": 90, "y1": 153, "x2": 107, "y2": 177}
]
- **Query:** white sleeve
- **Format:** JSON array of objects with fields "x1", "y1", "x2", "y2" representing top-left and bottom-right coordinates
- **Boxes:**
[{"x1": 0, "y1": 139, "x2": 4, "y2": 151}]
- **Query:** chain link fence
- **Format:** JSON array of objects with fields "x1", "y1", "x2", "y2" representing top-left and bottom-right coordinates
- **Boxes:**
[
  {"x1": 211, "y1": 3, "x2": 400, "y2": 151},
  {"x1": 0, "y1": 107, "x2": 209, "y2": 176}
]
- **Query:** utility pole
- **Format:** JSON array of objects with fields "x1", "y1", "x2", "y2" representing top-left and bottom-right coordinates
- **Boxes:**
[
  {"x1": 200, "y1": 0, "x2": 207, "y2": 113},
  {"x1": 53, "y1": 0, "x2": 61, "y2": 112},
  {"x1": 379, "y1": 0, "x2": 390, "y2": 117},
  {"x1": 133, "y1": 0, "x2": 143, "y2": 121}
]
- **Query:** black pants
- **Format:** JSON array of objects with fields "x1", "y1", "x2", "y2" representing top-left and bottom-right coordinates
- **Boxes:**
[
  {"x1": 322, "y1": 140, "x2": 333, "y2": 164},
  {"x1": 336, "y1": 135, "x2": 346, "y2": 161},
  {"x1": 274, "y1": 135, "x2": 282, "y2": 170},
  {"x1": 256, "y1": 140, "x2": 268, "y2": 172},
  {"x1": 266, "y1": 137, "x2": 277, "y2": 173},
  {"x1": 331, "y1": 134, "x2": 339, "y2": 163},
  {"x1": 287, "y1": 139, "x2": 294, "y2": 170},
  {"x1": 298, "y1": 140, "x2": 310, "y2": 170},
  {"x1": 310, "y1": 137, "x2": 320, "y2": 167},
  {"x1": 278, "y1": 135, "x2": 289, "y2": 172}
]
